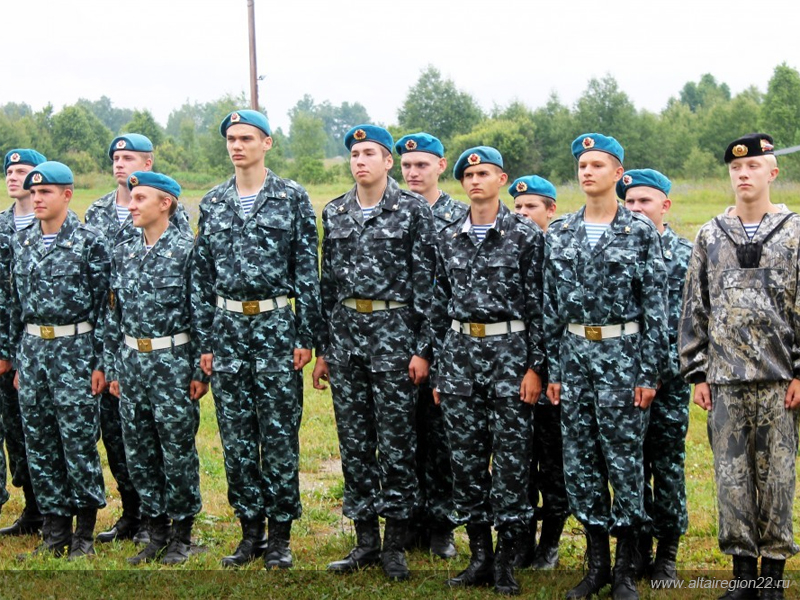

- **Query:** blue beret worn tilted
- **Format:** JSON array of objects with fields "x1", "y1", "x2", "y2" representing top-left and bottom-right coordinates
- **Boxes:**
[
  {"x1": 220, "y1": 110, "x2": 272, "y2": 138},
  {"x1": 23, "y1": 161, "x2": 74, "y2": 189},
  {"x1": 394, "y1": 132, "x2": 445, "y2": 157},
  {"x1": 4, "y1": 148, "x2": 47, "y2": 173},
  {"x1": 127, "y1": 171, "x2": 181, "y2": 198},
  {"x1": 616, "y1": 168, "x2": 672, "y2": 199},
  {"x1": 508, "y1": 175, "x2": 557, "y2": 201},
  {"x1": 453, "y1": 146, "x2": 504, "y2": 180},
  {"x1": 571, "y1": 133, "x2": 624, "y2": 164}
]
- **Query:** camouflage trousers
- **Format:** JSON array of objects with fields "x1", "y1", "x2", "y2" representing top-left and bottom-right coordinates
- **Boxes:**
[
  {"x1": 642, "y1": 377, "x2": 690, "y2": 539},
  {"x1": 100, "y1": 390, "x2": 140, "y2": 510},
  {"x1": 328, "y1": 354, "x2": 418, "y2": 521},
  {"x1": 559, "y1": 333, "x2": 649, "y2": 535},
  {"x1": 0, "y1": 374, "x2": 8, "y2": 506},
  {"x1": 0, "y1": 371, "x2": 33, "y2": 495},
  {"x1": 17, "y1": 333, "x2": 105, "y2": 516},
  {"x1": 212, "y1": 355, "x2": 303, "y2": 522},
  {"x1": 118, "y1": 344, "x2": 201, "y2": 520},
  {"x1": 709, "y1": 381, "x2": 800, "y2": 559},
  {"x1": 529, "y1": 398, "x2": 569, "y2": 521}
]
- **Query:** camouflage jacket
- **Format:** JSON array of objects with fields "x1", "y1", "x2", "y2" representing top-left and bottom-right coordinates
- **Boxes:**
[
  {"x1": 85, "y1": 189, "x2": 191, "y2": 241},
  {"x1": 105, "y1": 223, "x2": 204, "y2": 382},
  {"x1": 192, "y1": 170, "x2": 321, "y2": 354},
  {"x1": 680, "y1": 210, "x2": 800, "y2": 385},
  {"x1": 661, "y1": 225, "x2": 692, "y2": 382},
  {"x1": 432, "y1": 201, "x2": 546, "y2": 376},
  {"x1": 10, "y1": 210, "x2": 110, "y2": 371},
  {"x1": 431, "y1": 191, "x2": 469, "y2": 233},
  {"x1": 319, "y1": 177, "x2": 436, "y2": 360},
  {"x1": 543, "y1": 205, "x2": 669, "y2": 388},
  {"x1": 0, "y1": 203, "x2": 36, "y2": 360}
]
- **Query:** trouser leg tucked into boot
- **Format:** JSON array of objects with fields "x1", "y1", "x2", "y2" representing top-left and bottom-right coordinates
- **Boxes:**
[
  {"x1": 531, "y1": 516, "x2": 567, "y2": 570},
  {"x1": 161, "y1": 517, "x2": 194, "y2": 565},
  {"x1": 221, "y1": 518, "x2": 267, "y2": 568},
  {"x1": 494, "y1": 531, "x2": 520, "y2": 596},
  {"x1": 128, "y1": 514, "x2": 171, "y2": 565},
  {"x1": 264, "y1": 518, "x2": 293, "y2": 569},
  {"x1": 381, "y1": 518, "x2": 410, "y2": 581},
  {"x1": 96, "y1": 489, "x2": 141, "y2": 543},
  {"x1": 633, "y1": 530, "x2": 653, "y2": 580},
  {"x1": 429, "y1": 522, "x2": 456, "y2": 559},
  {"x1": 0, "y1": 481, "x2": 43, "y2": 536},
  {"x1": 327, "y1": 518, "x2": 381, "y2": 573},
  {"x1": 649, "y1": 535, "x2": 679, "y2": 585},
  {"x1": 68, "y1": 508, "x2": 98, "y2": 560},
  {"x1": 17, "y1": 514, "x2": 73, "y2": 560},
  {"x1": 611, "y1": 529, "x2": 639, "y2": 600},
  {"x1": 719, "y1": 556, "x2": 759, "y2": 600},
  {"x1": 446, "y1": 523, "x2": 495, "y2": 588},
  {"x1": 565, "y1": 526, "x2": 612, "y2": 599},
  {"x1": 513, "y1": 518, "x2": 537, "y2": 569},
  {"x1": 761, "y1": 557, "x2": 786, "y2": 600}
]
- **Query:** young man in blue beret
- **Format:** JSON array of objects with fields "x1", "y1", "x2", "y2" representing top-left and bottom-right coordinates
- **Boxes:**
[
  {"x1": 193, "y1": 109, "x2": 321, "y2": 570},
  {"x1": 0, "y1": 149, "x2": 47, "y2": 536},
  {"x1": 618, "y1": 169, "x2": 692, "y2": 585},
  {"x1": 680, "y1": 134, "x2": 800, "y2": 600},
  {"x1": 313, "y1": 124, "x2": 436, "y2": 581},
  {"x1": 543, "y1": 134, "x2": 668, "y2": 600},
  {"x1": 10, "y1": 161, "x2": 110, "y2": 559},
  {"x1": 395, "y1": 132, "x2": 466, "y2": 559},
  {"x1": 510, "y1": 175, "x2": 557, "y2": 232},
  {"x1": 432, "y1": 147, "x2": 545, "y2": 595}
]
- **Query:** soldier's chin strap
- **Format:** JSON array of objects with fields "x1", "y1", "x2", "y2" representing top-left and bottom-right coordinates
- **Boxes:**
[{"x1": 713, "y1": 212, "x2": 796, "y2": 269}]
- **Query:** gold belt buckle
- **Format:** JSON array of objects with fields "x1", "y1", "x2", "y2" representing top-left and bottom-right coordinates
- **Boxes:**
[
  {"x1": 469, "y1": 323, "x2": 486, "y2": 337},
  {"x1": 585, "y1": 326, "x2": 602, "y2": 342},
  {"x1": 40, "y1": 326, "x2": 55, "y2": 340},
  {"x1": 137, "y1": 338, "x2": 153, "y2": 352},
  {"x1": 242, "y1": 301, "x2": 260, "y2": 316},
  {"x1": 355, "y1": 299, "x2": 373, "y2": 313}
]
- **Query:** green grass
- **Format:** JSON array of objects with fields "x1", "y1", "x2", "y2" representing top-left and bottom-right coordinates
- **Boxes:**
[{"x1": 1, "y1": 180, "x2": 800, "y2": 599}]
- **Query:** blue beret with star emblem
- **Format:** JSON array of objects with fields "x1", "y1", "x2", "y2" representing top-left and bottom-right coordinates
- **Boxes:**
[
  {"x1": 453, "y1": 146, "x2": 504, "y2": 180},
  {"x1": 724, "y1": 132, "x2": 774, "y2": 164},
  {"x1": 108, "y1": 133, "x2": 154, "y2": 160},
  {"x1": 508, "y1": 175, "x2": 557, "y2": 201},
  {"x1": 127, "y1": 171, "x2": 181, "y2": 198},
  {"x1": 616, "y1": 168, "x2": 671, "y2": 199},
  {"x1": 344, "y1": 124, "x2": 393, "y2": 153},
  {"x1": 4, "y1": 148, "x2": 47, "y2": 173},
  {"x1": 571, "y1": 133, "x2": 624, "y2": 164},
  {"x1": 394, "y1": 132, "x2": 445, "y2": 157},
  {"x1": 220, "y1": 110, "x2": 272, "y2": 138},
  {"x1": 23, "y1": 161, "x2": 73, "y2": 189}
]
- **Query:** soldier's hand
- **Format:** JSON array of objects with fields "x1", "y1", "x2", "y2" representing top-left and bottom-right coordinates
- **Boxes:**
[
  {"x1": 200, "y1": 353, "x2": 213, "y2": 377},
  {"x1": 294, "y1": 348, "x2": 312, "y2": 371},
  {"x1": 13, "y1": 371, "x2": 19, "y2": 391},
  {"x1": 408, "y1": 355, "x2": 430, "y2": 385},
  {"x1": 520, "y1": 369, "x2": 542, "y2": 404},
  {"x1": 693, "y1": 382, "x2": 712, "y2": 411},
  {"x1": 92, "y1": 370, "x2": 107, "y2": 395},
  {"x1": 784, "y1": 378, "x2": 800, "y2": 410},
  {"x1": 432, "y1": 389, "x2": 441, "y2": 406},
  {"x1": 0, "y1": 359, "x2": 11, "y2": 376},
  {"x1": 109, "y1": 381, "x2": 120, "y2": 398},
  {"x1": 634, "y1": 387, "x2": 656, "y2": 409},
  {"x1": 547, "y1": 383, "x2": 561, "y2": 405},
  {"x1": 190, "y1": 380, "x2": 209, "y2": 401},
  {"x1": 312, "y1": 356, "x2": 330, "y2": 390}
]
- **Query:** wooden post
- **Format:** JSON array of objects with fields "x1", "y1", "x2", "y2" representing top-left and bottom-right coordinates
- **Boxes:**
[{"x1": 248, "y1": 0, "x2": 259, "y2": 110}]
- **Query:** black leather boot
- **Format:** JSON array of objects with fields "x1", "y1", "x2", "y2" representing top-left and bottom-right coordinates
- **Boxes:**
[
  {"x1": 513, "y1": 519, "x2": 537, "y2": 569},
  {"x1": 761, "y1": 557, "x2": 786, "y2": 600},
  {"x1": 327, "y1": 518, "x2": 382, "y2": 573},
  {"x1": 611, "y1": 530, "x2": 640, "y2": 600},
  {"x1": 565, "y1": 526, "x2": 612, "y2": 599},
  {"x1": 531, "y1": 516, "x2": 566, "y2": 570},
  {"x1": 494, "y1": 533, "x2": 520, "y2": 595},
  {"x1": 161, "y1": 517, "x2": 193, "y2": 565},
  {"x1": 429, "y1": 526, "x2": 456, "y2": 559},
  {"x1": 0, "y1": 482, "x2": 43, "y2": 536},
  {"x1": 221, "y1": 518, "x2": 268, "y2": 567},
  {"x1": 96, "y1": 489, "x2": 141, "y2": 543},
  {"x1": 128, "y1": 514, "x2": 171, "y2": 565},
  {"x1": 446, "y1": 523, "x2": 495, "y2": 588},
  {"x1": 633, "y1": 530, "x2": 653, "y2": 580},
  {"x1": 381, "y1": 518, "x2": 410, "y2": 581},
  {"x1": 719, "y1": 556, "x2": 759, "y2": 600},
  {"x1": 18, "y1": 514, "x2": 73, "y2": 560},
  {"x1": 132, "y1": 515, "x2": 151, "y2": 546},
  {"x1": 68, "y1": 507, "x2": 97, "y2": 560},
  {"x1": 649, "y1": 535, "x2": 679, "y2": 585},
  {"x1": 264, "y1": 519, "x2": 293, "y2": 569}
]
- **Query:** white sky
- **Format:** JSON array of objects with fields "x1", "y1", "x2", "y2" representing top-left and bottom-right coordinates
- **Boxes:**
[{"x1": 4, "y1": 0, "x2": 798, "y2": 133}]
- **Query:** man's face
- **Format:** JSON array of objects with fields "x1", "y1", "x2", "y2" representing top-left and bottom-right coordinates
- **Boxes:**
[
  {"x1": 5, "y1": 164, "x2": 34, "y2": 200},
  {"x1": 226, "y1": 124, "x2": 272, "y2": 170},
  {"x1": 129, "y1": 186, "x2": 168, "y2": 229},
  {"x1": 30, "y1": 185, "x2": 71, "y2": 223},
  {"x1": 113, "y1": 151, "x2": 152, "y2": 186},
  {"x1": 623, "y1": 187, "x2": 670, "y2": 231},
  {"x1": 400, "y1": 152, "x2": 446, "y2": 196},
  {"x1": 728, "y1": 155, "x2": 778, "y2": 204},
  {"x1": 578, "y1": 151, "x2": 623, "y2": 196},
  {"x1": 350, "y1": 142, "x2": 392, "y2": 186},
  {"x1": 460, "y1": 164, "x2": 508, "y2": 203},
  {"x1": 514, "y1": 194, "x2": 556, "y2": 230}
]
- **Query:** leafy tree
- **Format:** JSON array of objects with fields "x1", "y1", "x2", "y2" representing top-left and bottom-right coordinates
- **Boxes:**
[
  {"x1": 51, "y1": 105, "x2": 111, "y2": 172},
  {"x1": 530, "y1": 94, "x2": 578, "y2": 183},
  {"x1": 697, "y1": 92, "x2": 761, "y2": 160},
  {"x1": 574, "y1": 75, "x2": 637, "y2": 140},
  {"x1": 678, "y1": 74, "x2": 731, "y2": 112},
  {"x1": 121, "y1": 109, "x2": 165, "y2": 147},
  {"x1": 75, "y1": 96, "x2": 133, "y2": 133},
  {"x1": 449, "y1": 117, "x2": 538, "y2": 181},
  {"x1": 682, "y1": 147, "x2": 722, "y2": 179},
  {"x1": 288, "y1": 112, "x2": 330, "y2": 184},
  {"x1": 761, "y1": 63, "x2": 800, "y2": 178}
]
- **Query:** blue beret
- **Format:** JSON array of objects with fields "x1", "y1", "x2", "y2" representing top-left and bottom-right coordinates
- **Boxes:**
[
  {"x1": 616, "y1": 168, "x2": 671, "y2": 199},
  {"x1": 109, "y1": 134, "x2": 154, "y2": 160},
  {"x1": 344, "y1": 125, "x2": 393, "y2": 153},
  {"x1": 508, "y1": 175, "x2": 557, "y2": 201},
  {"x1": 724, "y1": 133, "x2": 774, "y2": 163},
  {"x1": 453, "y1": 146, "x2": 504, "y2": 180},
  {"x1": 220, "y1": 110, "x2": 272, "y2": 138},
  {"x1": 4, "y1": 149, "x2": 47, "y2": 173},
  {"x1": 394, "y1": 133, "x2": 445, "y2": 158},
  {"x1": 127, "y1": 171, "x2": 181, "y2": 198},
  {"x1": 23, "y1": 161, "x2": 73, "y2": 189},
  {"x1": 571, "y1": 133, "x2": 624, "y2": 164}
]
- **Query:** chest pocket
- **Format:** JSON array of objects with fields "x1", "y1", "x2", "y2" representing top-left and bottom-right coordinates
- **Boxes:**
[
  {"x1": 550, "y1": 246, "x2": 577, "y2": 283},
  {"x1": 51, "y1": 257, "x2": 83, "y2": 279},
  {"x1": 153, "y1": 275, "x2": 184, "y2": 308},
  {"x1": 604, "y1": 247, "x2": 637, "y2": 281},
  {"x1": 254, "y1": 203, "x2": 292, "y2": 232},
  {"x1": 327, "y1": 226, "x2": 355, "y2": 260},
  {"x1": 204, "y1": 211, "x2": 234, "y2": 236},
  {"x1": 373, "y1": 226, "x2": 406, "y2": 242}
]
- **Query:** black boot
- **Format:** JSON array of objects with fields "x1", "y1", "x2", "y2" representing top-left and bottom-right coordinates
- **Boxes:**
[
  {"x1": 633, "y1": 530, "x2": 653, "y2": 580},
  {"x1": 429, "y1": 527, "x2": 456, "y2": 559},
  {"x1": 566, "y1": 526, "x2": 612, "y2": 599},
  {"x1": 403, "y1": 518, "x2": 430, "y2": 551},
  {"x1": 494, "y1": 533, "x2": 520, "y2": 595},
  {"x1": 128, "y1": 514, "x2": 171, "y2": 565},
  {"x1": 221, "y1": 518, "x2": 268, "y2": 567},
  {"x1": 761, "y1": 557, "x2": 786, "y2": 600},
  {"x1": 446, "y1": 523, "x2": 495, "y2": 588},
  {"x1": 649, "y1": 535, "x2": 679, "y2": 585},
  {"x1": 96, "y1": 489, "x2": 142, "y2": 543},
  {"x1": 513, "y1": 519, "x2": 537, "y2": 569},
  {"x1": 531, "y1": 516, "x2": 566, "y2": 570},
  {"x1": 719, "y1": 556, "x2": 759, "y2": 600},
  {"x1": 161, "y1": 517, "x2": 193, "y2": 565},
  {"x1": 327, "y1": 518, "x2": 382, "y2": 573},
  {"x1": 68, "y1": 507, "x2": 97, "y2": 560},
  {"x1": 611, "y1": 530, "x2": 640, "y2": 600},
  {"x1": 381, "y1": 518, "x2": 410, "y2": 581},
  {"x1": 264, "y1": 519, "x2": 293, "y2": 569},
  {"x1": 17, "y1": 514, "x2": 73, "y2": 560},
  {"x1": 0, "y1": 482, "x2": 43, "y2": 536},
  {"x1": 132, "y1": 515, "x2": 151, "y2": 546}
]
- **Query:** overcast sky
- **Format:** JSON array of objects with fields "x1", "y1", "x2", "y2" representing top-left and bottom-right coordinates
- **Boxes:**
[{"x1": 4, "y1": 0, "x2": 797, "y2": 134}]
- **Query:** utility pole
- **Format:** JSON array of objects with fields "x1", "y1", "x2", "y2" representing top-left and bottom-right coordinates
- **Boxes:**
[{"x1": 247, "y1": 0, "x2": 259, "y2": 110}]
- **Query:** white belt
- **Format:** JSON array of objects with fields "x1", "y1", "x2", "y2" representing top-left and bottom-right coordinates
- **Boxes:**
[
  {"x1": 567, "y1": 321, "x2": 639, "y2": 341},
  {"x1": 25, "y1": 322, "x2": 93, "y2": 340},
  {"x1": 217, "y1": 295, "x2": 288, "y2": 315},
  {"x1": 451, "y1": 319, "x2": 526, "y2": 338},
  {"x1": 124, "y1": 332, "x2": 190, "y2": 353},
  {"x1": 342, "y1": 298, "x2": 408, "y2": 313}
]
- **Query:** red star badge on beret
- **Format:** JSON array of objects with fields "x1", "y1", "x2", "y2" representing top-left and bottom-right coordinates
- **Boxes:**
[
  {"x1": 230, "y1": 112, "x2": 241, "y2": 123},
  {"x1": 582, "y1": 137, "x2": 595, "y2": 149},
  {"x1": 354, "y1": 129, "x2": 367, "y2": 141},
  {"x1": 31, "y1": 173, "x2": 43, "y2": 184},
  {"x1": 467, "y1": 153, "x2": 481, "y2": 165},
  {"x1": 515, "y1": 181, "x2": 528, "y2": 193},
  {"x1": 9, "y1": 153, "x2": 20, "y2": 163},
  {"x1": 405, "y1": 139, "x2": 417, "y2": 151}
]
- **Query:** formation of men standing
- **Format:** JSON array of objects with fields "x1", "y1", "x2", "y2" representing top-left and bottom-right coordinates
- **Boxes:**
[{"x1": 0, "y1": 113, "x2": 797, "y2": 600}]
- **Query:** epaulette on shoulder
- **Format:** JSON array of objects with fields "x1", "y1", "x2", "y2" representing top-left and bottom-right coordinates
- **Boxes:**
[
  {"x1": 677, "y1": 236, "x2": 693, "y2": 248},
  {"x1": 629, "y1": 212, "x2": 659, "y2": 232},
  {"x1": 400, "y1": 189, "x2": 427, "y2": 205}
]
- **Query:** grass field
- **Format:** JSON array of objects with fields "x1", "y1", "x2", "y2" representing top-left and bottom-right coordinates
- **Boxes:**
[{"x1": 0, "y1": 178, "x2": 799, "y2": 598}]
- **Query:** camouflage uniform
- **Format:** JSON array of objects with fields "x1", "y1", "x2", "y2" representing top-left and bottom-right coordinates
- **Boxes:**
[
  {"x1": 432, "y1": 202, "x2": 545, "y2": 533},
  {"x1": 543, "y1": 205, "x2": 668, "y2": 534},
  {"x1": 193, "y1": 170, "x2": 320, "y2": 523},
  {"x1": 105, "y1": 224, "x2": 202, "y2": 520},
  {"x1": 680, "y1": 210, "x2": 800, "y2": 559},
  {"x1": 528, "y1": 395, "x2": 568, "y2": 521},
  {"x1": 319, "y1": 177, "x2": 436, "y2": 522},
  {"x1": 9, "y1": 210, "x2": 109, "y2": 516}
]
